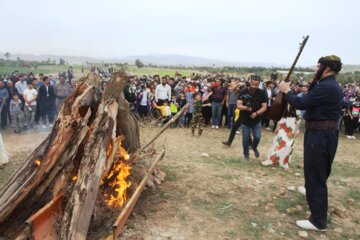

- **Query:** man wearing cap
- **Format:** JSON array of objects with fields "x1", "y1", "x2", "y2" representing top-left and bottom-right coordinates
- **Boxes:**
[{"x1": 279, "y1": 55, "x2": 343, "y2": 231}]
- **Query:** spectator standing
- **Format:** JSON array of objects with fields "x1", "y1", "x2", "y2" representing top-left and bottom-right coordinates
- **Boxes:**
[
  {"x1": 345, "y1": 98, "x2": 360, "y2": 139},
  {"x1": 136, "y1": 84, "x2": 151, "y2": 118},
  {"x1": 155, "y1": 77, "x2": 171, "y2": 106},
  {"x1": 210, "y1": 79, "x2": 226, "y2": 129},
  {"x1": 38, "y1": 77, "x2": 56, "y2": 128},
  {"x1": 54, "y1": 75, "x2": 72, "y2": 113},
  {"x1": 23, "y1": 80, "x2": 38, "y2": 128},
  {"x1": 227, "y1": 81, "x2": 241, "y2": 128},
  {"x1": 262, "y1": 80, "x2": 275, "y2": 130},
  {"x1": 177, "y1": 91, "x2": 187, "y2": 127},
  {"x1": 0, "y1": 81, "x2": 10, "y2": 129},
  {"x1": 6, "y1": 81, "x2": 17, "y2": 125},
  {"x1": 9, "y1": 93, "x2": 24, "y2": 133},
  {"x1": 15, "y1": 74, "x2": 27, "y2": 109}
]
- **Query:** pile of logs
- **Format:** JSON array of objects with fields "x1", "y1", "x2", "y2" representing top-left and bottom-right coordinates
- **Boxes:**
[{"x1": 0, "y1": 71, "x2": 142, "y2": 239}]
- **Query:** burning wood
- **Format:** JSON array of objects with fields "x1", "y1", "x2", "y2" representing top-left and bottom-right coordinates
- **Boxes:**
[
  {"x1": 0, "y1": 70, "x2": 177, "y2": 240},
  {"x1": 0, "y1": 71, "x2": 144, "y2": 239}
]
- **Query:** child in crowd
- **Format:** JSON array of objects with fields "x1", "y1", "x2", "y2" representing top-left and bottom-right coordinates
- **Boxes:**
[
  {"x1": 169, "y1": 95, "x2": 179, "y2": 128},
  {"x1": 191, "y1": 92, "x2": 211, "y2": 136},
  {"x1": 9, "y1": 94, "x2": 24, "y2": 134},
  {"x1": 154, "y1": 100, "x2": 171, "y2": 125},
  {"x1": 177, "y1": 91, "x2": 187, "y2": 128}
]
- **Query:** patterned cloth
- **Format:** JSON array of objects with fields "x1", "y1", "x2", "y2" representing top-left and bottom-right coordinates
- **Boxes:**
[
  {"x1": 191, "y1": 114, "x2": 204, "y2": 132},
  {"x1": 262, "y1": 117, "x2": 300, "y2": 170}
]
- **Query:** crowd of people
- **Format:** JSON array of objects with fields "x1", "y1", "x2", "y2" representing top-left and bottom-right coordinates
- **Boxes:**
[
  {"x1": 123, "y1": 72, "x2": 360, "y2": 137},
  {"x1": 1, "y1": 69, "x2": 359, "y2": 141},
  {"x1": 0, "y1": 56, "x2": 359, "y2": 233},
  {"x1": 0, "y1": 70, "x2": 77, "y2": 133}
]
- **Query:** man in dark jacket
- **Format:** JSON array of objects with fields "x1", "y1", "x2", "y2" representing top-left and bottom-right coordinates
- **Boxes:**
[
  {"x1": 38, "y1": 76, "x2": 56, "y2": 128},
  {"x1": 0, "y1": 81, "x2": 9, "y2": 129},
  {"x1": 279, "y1": 55, "x2": 343, "y2": 232},
  {"x1": 262, "y1": 80, "x2": 276, "y2": 130}
]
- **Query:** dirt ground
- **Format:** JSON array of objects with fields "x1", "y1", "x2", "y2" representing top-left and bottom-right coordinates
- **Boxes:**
[{"x1": 1, "y1": 125, "x2": 359, "y2": 240}]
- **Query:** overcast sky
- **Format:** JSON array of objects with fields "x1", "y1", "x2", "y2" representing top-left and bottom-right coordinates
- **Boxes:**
[{"x1": 1, "y1": 0, "x2": 359, "y2": 66}]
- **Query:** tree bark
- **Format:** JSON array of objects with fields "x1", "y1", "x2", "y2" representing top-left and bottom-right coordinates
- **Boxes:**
[{"x1": 0, "y1": 71, "x2": 141, "y2": 239}]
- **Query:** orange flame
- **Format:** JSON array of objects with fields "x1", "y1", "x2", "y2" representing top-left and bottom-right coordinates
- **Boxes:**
[
  {"x1": 103, "y1": 142, "x2": 132, "y2": 208},
  {"x1": 34, "y1": 160, "x2": 41, "y2": 166},
  {"x1": 117, "y1": 144, "x2": 130, "y2": 161},
  {"x1": 104, "y1": 161, "x2": 132, "y2": 208}
]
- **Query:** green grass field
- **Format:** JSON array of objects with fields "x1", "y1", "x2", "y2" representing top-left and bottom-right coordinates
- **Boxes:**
[
  {"x1": 0, "y1": 65, "x2": 84, "y2": 75},
  {"x1": 0, "y1": 65, "x2": 204, "y2": 77}
]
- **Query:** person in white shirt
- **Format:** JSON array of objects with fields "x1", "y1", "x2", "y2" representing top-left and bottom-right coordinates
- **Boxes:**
[
  {"x1": 23, "y1": 81, "x2": 38, "y2": 128},
  {"x1": 155, "y1": 77, "x2": 171, "y2": 106},
  {"x1": 15, "y1": 75, "x2": 28, "y2": 96}
]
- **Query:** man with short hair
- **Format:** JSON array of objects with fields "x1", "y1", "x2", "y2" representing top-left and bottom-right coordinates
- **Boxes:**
[
  {"x1": 15, "y1": 74, "x2": 27, "y2": 109},
  {"x1": 279, "y1": 55, "x2": 343, "y2": 232},
  {"x1": 54, "y1": 75, "x2": 72, "y2": 113},
  {"x1": 210, "y1": 79, "x2": 227, "y2": 129},
  {"x1": 155, "y1": 77, "x2": 171, "y2": 106},
  {"x1": 0, "y1": 81, "x2": 10, "y2": 129},
  {"x1": 237, "y1": 78, "x2": 267, "y2": 160},
  {"x1": 262, "y1": 80, "x2": 275, "y2": 130},
  {"x1": 23, "y1": 80, "x2": 38, "y2": 128},
  {"x1": 38, "y1": 77, "x2": 56, "y2": 128}
]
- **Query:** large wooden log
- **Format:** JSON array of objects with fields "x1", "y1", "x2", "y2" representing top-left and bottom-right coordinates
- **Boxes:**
[
  {"x1": 0, "y1": 73, "x2": 102, "y2": 238},
  {"x1": 59, "y1": 100, "x2": 119, "y2": 240},
  {"x1": 59, "y1": 71, "x2": 140, "y2": 239},
  {"x1": 0, "y1": 71, "x2": 142, "y2": 239}
]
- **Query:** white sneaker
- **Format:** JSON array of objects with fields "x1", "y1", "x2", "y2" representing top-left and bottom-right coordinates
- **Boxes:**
[
  {"x1": 296, "y1": 220, "x2": 327, "y2": 232},
  {"x1": 236, "y1": 131, "x2": 241, "y2": 135},
  {"x1": 297, "y1": 186, "x2": 306, "y2": 196},
  {"x1": 215, "y1": 126, "x2": 219, "y2": 129},
  {"x1": 266, "y1": 127, "x2": 271, "y2": 131},
  {"x1": 352, "y1": 136, "x2": 356, "y2": 139},
  {"x1": 212, "y1": 125, "x2": 216, "y2": 129},
  {"x1": 261, "y1": 159, "x2": 273, "y2": 166},
  {"x1": 346, "y1": 135, "x2": 352, "y2": 139},
  {"x1": 42, "y1": 125, "x2": 46, "y2": 129}
]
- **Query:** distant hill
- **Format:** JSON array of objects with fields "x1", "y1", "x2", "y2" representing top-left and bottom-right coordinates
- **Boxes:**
[
  {"x1": 1, "y1": 53, "x2": 102, "y2": 65},
  {"x1": 0, "y1": 53, "x2": 279, "y2": 67},
  {"x1": 1, "y1": 53, "x2": 359, "y2": 71}
]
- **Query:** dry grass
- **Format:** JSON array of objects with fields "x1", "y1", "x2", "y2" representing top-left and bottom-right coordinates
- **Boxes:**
[{"x1": 1, "y1": 126, "x2": 359, "y2": 240}]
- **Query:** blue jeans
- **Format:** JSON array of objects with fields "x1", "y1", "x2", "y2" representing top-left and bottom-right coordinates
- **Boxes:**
[
  {"x1": 227, "y1": 104, "x2": 237, "y2": 127},
  {"x1": 211, "y1": 102, "x2": 223, "y2": 126},
  {"x1": 241, "y1": 121, "x2": 261, "y2": 157},
  {"x1": 179, "y1": 113, "x2": 186, "y2": 126}
]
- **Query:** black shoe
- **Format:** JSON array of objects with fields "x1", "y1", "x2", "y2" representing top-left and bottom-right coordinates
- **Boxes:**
[
  {"x1": 252, "y1": 147, "x2": 260, "y2": 158},
  {"x1": 243, "y1": 155, "x2": 250, "y2": 161},
  {"x1": 222, "y1": 141, "x2": 231, "y2": 147}
]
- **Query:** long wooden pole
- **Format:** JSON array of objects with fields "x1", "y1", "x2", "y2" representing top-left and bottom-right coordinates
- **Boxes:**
[
  {"x1": 140, "y1": 103, "x2": 189, "y2": 152},
  {"x1": 110, "y1": 150, "x2": 166, "y2": 240}
]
